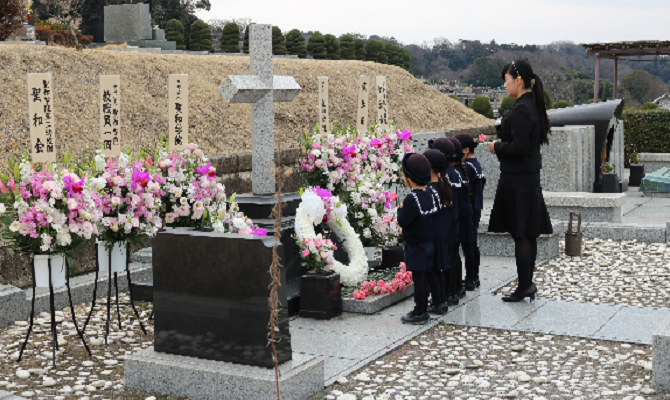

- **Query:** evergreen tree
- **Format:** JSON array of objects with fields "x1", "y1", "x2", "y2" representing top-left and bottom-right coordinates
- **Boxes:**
[
  {"x1": 307, "y1": 31, "x2": 327, "y2": 59},
  {"x1": 470, "y1": 95, "x2": 494, "y2": 118},
  {"x1": 324, "y1": 34, "x2": 340, "y2": 60},
  {"x1": 165, "y1": 19, "x2": 186, "y2": 50},
  {"x1": 553, "y1": 100, "x2": 572, "y2": 109},
  {"x1": 365, "y1": 40, "x2": 386, "y2": 63},
  {"x1": 242, "y1": 23, "x2": 254, "y2": 53},
  {"x1": 285, "y1": 28, "x2": 307, "y2": 58},
  {"x1": 272, "y1": 26, "x2": 287, "y2": 55},
  {"x1": 384, "y1": 43, "x2": 402, "y2": 66},
  {"x1": 219, "y1": 22, "x2": 240, "y2": 52},
  {"x1": 339, "y1": 34, "x2": 355, "y2": 60},
  {"x1": 401, "y1": 48, "x2": 410, "y2": 70},
  {"x1": 354, "y1": 38, "x2": 366, "y2": 60},
  {"x1": 78, "y1": 0, "x2": 103, "y2": 38},
  {"x1": 498, "y1": 96, "x2": 516, "y2": 116},
  {"x1": 189, "y1": 20, "x2": 214, "y2": 52},
  {"x1": 543, "y1": 88, "x2": 553, "y2": 109}
]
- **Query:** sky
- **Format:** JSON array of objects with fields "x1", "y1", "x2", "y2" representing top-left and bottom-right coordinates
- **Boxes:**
[{"x1": 196, "y1": 0, "x2": 668, "y2": 46}]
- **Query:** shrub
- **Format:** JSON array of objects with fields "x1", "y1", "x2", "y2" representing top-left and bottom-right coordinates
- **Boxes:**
[
  {"x1": 449, "y1": 94, "x2": 461, "y2": 102},
  {"x1": 242, "y1": 23, "x2": 254, "y2": 53},
  {"x1": 498, "y1": 96, "x2": 516, "y2": 116},
  {"x1": 544, "y1": 88, "x2": 553, "y2": 109},
  {"x1": 307, "y1": 31, "x2": 327, "y2": 59},
  {"x1": 0, "y1": 0, "x2": 25, "y2": 41},
  {"x1": 553, "y1": 100, "x2": 572, "y2": 109},
  {"x1": 165, "y1": 19, "x2": 186, "y2": 50},
  {"x1": 640, "y1": 102, "x2": 659, "y2": 110},
  {"x1": 470, "y1": 95, "x2": 494, "y2": 119},
  {"x1": 189, "y1": 20, "x2": 214, "y2": 52},
  {"x1": 219, "y1": 22, "x2": 240, "y2": 53},
  {"x1": 272, "y1": 26, "x2": 286, "y2": 55},
  {"x1": 285, "y1": 29, "x2": 307, "y2": 58},
  {"x1": 35, "y1": 28, "x2": 93, "y2": 46},
  {"x1": 623, "y1": 108, "x2": 670, "y2": 164}
]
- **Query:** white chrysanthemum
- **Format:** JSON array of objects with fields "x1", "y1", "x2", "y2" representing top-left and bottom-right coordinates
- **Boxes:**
[
  {"x1": 56, "y1": 232, "x2": 72, "y2": 246},
  {"x1": 9, "y1": 221, "x2": 20, "y2": 232},
  {"x1": 232, "y1": 217, "x2": 246, "y2": 230},
  {"x1": 94, "y1": 152, "x2": 106, "y2": 171},
  {"x1": 300, "y1": 191, "x2": 326, "y2": 225},
  {"x1": 118, "y1": 153, "x2": 129, "y2": 169}
]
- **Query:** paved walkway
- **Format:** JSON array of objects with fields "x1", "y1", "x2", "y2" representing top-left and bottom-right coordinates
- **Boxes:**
[{"x1": 291, "y1": 256, "x2": 670, "y2": 386}]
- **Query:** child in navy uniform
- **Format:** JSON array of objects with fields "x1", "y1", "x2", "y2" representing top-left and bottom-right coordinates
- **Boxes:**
[
  {"x1": 423, "y1": 149, "x2": 453, "y2": 315},
  {"x1": 429, "y1": 138, "x2": 461, "y2": 306},
  {"x1": 397, "y1": 153, "x2": 438, "y2": 325},
  {"x1": 447, "y1": 137, "x2": 476, "y2": 299},
  {"x1": 454, "y1": 133, "x2": 486, "y2": 289}
]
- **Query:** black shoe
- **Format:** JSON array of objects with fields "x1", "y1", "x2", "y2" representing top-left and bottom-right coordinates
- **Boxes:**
[
  {"x1": 464, "y1": 281, "x2": 476, "y2": 291},
  {"x1": 502, "y1": 283, "x2": 537, "y2": 303},
  {"x1": 401, "y1": 311, "x2": 430, "y2": 325},
  {"x1": 428, "y1": 304, "x2": 446, "y2": 315},
  {"x1": 448, "y1": 295, "x2": 459, "y2": 306},
  {"x1": 458, "y1": 287, "x2": 467, "y2": 298},
  {"x1": 439, "y1": 303, "x2": 449, "y2": 313},
  {"x1": 475, "y1": 279, "x2": 481, "y2": 288}
]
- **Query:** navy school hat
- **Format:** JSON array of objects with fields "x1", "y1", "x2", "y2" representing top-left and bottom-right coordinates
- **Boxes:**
[
  {"x1": 423, "y1": 149, "x2": 448, "y2": 169},
  {"x1": 402, "y1": 153, "x2": 432, "y2": 186},
  {"x1": 454, "y1": 132, "x2": 479, "y2": 150}
]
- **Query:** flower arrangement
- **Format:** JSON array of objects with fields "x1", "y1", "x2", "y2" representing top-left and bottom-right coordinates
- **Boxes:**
[
  {"x1": 296, "y1": 234, "x2": 337, "y2": 273},
  {"x1": 89, "y1": 149, "x2": 165, "y2": 249},
  {"x1": 0, "y1": 153, "x2": 102, "y2": 255},
  {"x1": 479, "y1": 134, "x2": 487, "y2": 143},
  {"x1": 351, "y1": 262, "x2": 413, "y2": 300},
  {"x1": 299, "y1": 122, "x2": 410, "y2": 247},
  {"x1": 294, "y1": 186, "x2": 368, "y2": 286}
]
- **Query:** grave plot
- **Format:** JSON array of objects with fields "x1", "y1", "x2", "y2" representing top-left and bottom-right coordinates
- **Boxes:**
[
  {"x1": 497, "y1": 239, "x2": 670, "y2": 308},
  {"x1": 311, "y1": 325, "x2": 659, "y2": 400}
]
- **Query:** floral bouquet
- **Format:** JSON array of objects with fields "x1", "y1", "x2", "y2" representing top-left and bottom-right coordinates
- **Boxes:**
[
  {"x1": 296, "y1": 233, "x2": 337, "y2": 273},
  {"x1": 352, "y1": 262, "x2": 412, "y2": 300},
  {"x1": 0, "y1": 153, "x2": 101, "y2": 256},
  {"x1": 348, "y1": 184, "x2": 399, "y2": 247},
  {"x1": 211, "y1": 193, "x2": 266, "y2": 235},
  {"x1": 90, "y1": 150, "x2": 165, "y2": 249}
]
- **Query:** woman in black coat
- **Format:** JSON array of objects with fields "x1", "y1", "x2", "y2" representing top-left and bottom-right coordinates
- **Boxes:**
[{"x1": 486, "y1": 59, "x2": 553, "y2": 302}]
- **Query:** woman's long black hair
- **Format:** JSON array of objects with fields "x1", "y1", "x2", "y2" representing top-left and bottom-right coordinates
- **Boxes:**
[
  {"x1": 434, "y1": 166, "x2": 452, "y2": 207},
  {"x1": 502, "y1": 59, "x2": 551, "y2": 145},
  {"x1": 457, "y1": 161, "x2": 472, "y2": 197}
]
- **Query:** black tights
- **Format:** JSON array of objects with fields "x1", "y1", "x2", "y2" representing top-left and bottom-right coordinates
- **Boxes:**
[
  {"x1": 412, "y1": 271, "x2": 428, "y2": 315},
  {"x1": 514, "y1": 237, "x2": 537, "y2": 292},
  {"x1": 427, "y1": 270, "x2": 444, "y2": 306},
  {"x1": 449, "y1": 245, "x2": 461, "y2": 295},
  {"x1": 461, "y1": 242, "x2": 476, "y2": 283}
]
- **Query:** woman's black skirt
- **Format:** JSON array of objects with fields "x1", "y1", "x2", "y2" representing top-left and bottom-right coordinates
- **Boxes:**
[{"x1": 488, "y1": 172, "x2": 553, "y2": 238}]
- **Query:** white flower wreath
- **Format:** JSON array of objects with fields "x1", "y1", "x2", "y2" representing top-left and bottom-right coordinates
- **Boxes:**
[{"x1": 294, "y1": 197, "x2": 368, "y2": 287}]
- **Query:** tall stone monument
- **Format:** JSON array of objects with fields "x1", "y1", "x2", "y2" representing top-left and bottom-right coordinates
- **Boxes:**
[{"x1": 103, "y1": 4, "x2": 177, "y2": 50}]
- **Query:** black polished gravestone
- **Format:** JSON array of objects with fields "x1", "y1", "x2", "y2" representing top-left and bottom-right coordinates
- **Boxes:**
[{"x1": 152, "y1": 229, "x2": 291, "y2": 368}]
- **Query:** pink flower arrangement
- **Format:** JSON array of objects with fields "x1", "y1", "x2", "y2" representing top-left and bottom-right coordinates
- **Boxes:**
[
  {"x1": 0, "y1": 155, "x2": 103, "y2": 254},
  {"x1": 296, "y1": 233, "x2": 337, "y2": 273},
  {"x1": 352, "y1": 263, "x2": 412, "y2": 300},
  {"x1": 479, "y1": 134, "x2": 487, "y2": 143}
]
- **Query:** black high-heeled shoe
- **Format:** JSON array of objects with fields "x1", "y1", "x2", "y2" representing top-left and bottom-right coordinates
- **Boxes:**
[{"x1": 502, "y1": 283, "x2": 537, "y2": 303}]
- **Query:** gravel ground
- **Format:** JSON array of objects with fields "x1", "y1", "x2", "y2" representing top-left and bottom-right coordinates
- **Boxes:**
[
  {"x1": 0, "y1": 293, "x2": 171, "y2": 400},
  {"x1": 310, "y1": 324, "x2": 663, "y2": 400},
  {"x1": 497, "y1": 239, "x2": 670, "y2": 308}
]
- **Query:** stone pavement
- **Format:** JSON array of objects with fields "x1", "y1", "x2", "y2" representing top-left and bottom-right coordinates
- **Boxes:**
[{"x1": 292, "y1": 256, "x2": 670, "y2": 386}]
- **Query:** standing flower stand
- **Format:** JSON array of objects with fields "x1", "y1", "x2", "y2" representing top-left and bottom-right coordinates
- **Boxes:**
[
  {"x1": 18, "y1": 254, "x2": 92, "y2": 368},
  {"x1": 82, "y1": 242, "x2": 147, "y2": 345}
]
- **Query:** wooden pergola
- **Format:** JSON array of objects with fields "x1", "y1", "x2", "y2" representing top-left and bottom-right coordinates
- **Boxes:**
[{"x1": 582, "y1": 41, "x2": 670, "y2": 102}]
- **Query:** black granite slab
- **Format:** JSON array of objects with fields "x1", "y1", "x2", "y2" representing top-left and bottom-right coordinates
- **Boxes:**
[
  {"x1": 152, "y1": 229, "x2": 291, "y2": 368},
  {"x1": 235, "y1": 192, "x2": 301, "y2": 220}
]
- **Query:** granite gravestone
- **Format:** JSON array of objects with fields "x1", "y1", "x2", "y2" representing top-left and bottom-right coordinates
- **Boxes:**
[
  {"x1": 152, "y1": 230, "x2": 291, "y2": 367},
  {"x1": 640, "y1": 167, "x2": 670, "y2": 193},
  {"x1": 103, "y1": 4, "x2": 176, "y2": 50}
]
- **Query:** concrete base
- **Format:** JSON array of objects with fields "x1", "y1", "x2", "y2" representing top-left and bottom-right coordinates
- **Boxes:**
[
  {"x1": 643, "y1": 192, "x2": 670, "y2": 198},
  {"x1": 342, "y1": 283, "x2": 414, "y2": 314},
  {"x1": 478, "y1": 221, "x2": 560, "y2": 261},
  {"x1": 639, "y1": 153, "x2": 670, "y2": 175},
  {"x1": 124, "y1": 348, "x2": 324, "y2": 400},
  {"x1": 653, "y1": 316, "x2": 670, "y2": 390},
  {"x1": 543, "y1": 192, "x2": 625, "y2": 223}
]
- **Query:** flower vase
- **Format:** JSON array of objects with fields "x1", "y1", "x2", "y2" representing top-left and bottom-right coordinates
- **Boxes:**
[
  {"x1": 364, "y1": 246, "x2": 381, "y2": 268},
  {"x1": 97, "y1": 242, "x2": 128, "y2": 273},
  {"x1": 299, "y1": 271, "x2": 342, "y2": 320},
  {"x1": 629, "y1": 164, "x2": 645, "y2": 187},
  {"x1": 34, "y1": 254, "x2": 67, "y2": 288},
  {"x1": 380, "y1": 246, "x2": 405, "y2": 270}
]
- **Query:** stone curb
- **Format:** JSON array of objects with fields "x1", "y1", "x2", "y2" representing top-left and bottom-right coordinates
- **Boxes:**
[{"x1": 342, "y1": 283, "x2": 415, "y2": 314}]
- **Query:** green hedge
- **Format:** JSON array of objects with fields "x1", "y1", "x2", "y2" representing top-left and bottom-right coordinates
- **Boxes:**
[{"x1": 623, "y1": 109, "x2": 670, "y2": 165}]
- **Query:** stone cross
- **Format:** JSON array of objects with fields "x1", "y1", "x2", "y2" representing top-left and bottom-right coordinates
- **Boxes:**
[{"x1": 218, "y1": 24, "x2": 302, "y2": 195}]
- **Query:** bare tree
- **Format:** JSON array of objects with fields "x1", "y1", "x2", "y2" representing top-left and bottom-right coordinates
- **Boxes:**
[
  {"x1": 0, "y1": 0, "x2": 25, "y2": 41},
  {"x1": 45, "y1": 0, "x2": 84, "y2": 46},
  {"x1": 208, "y1": 17, "x2": 251, "y2": 37}
]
